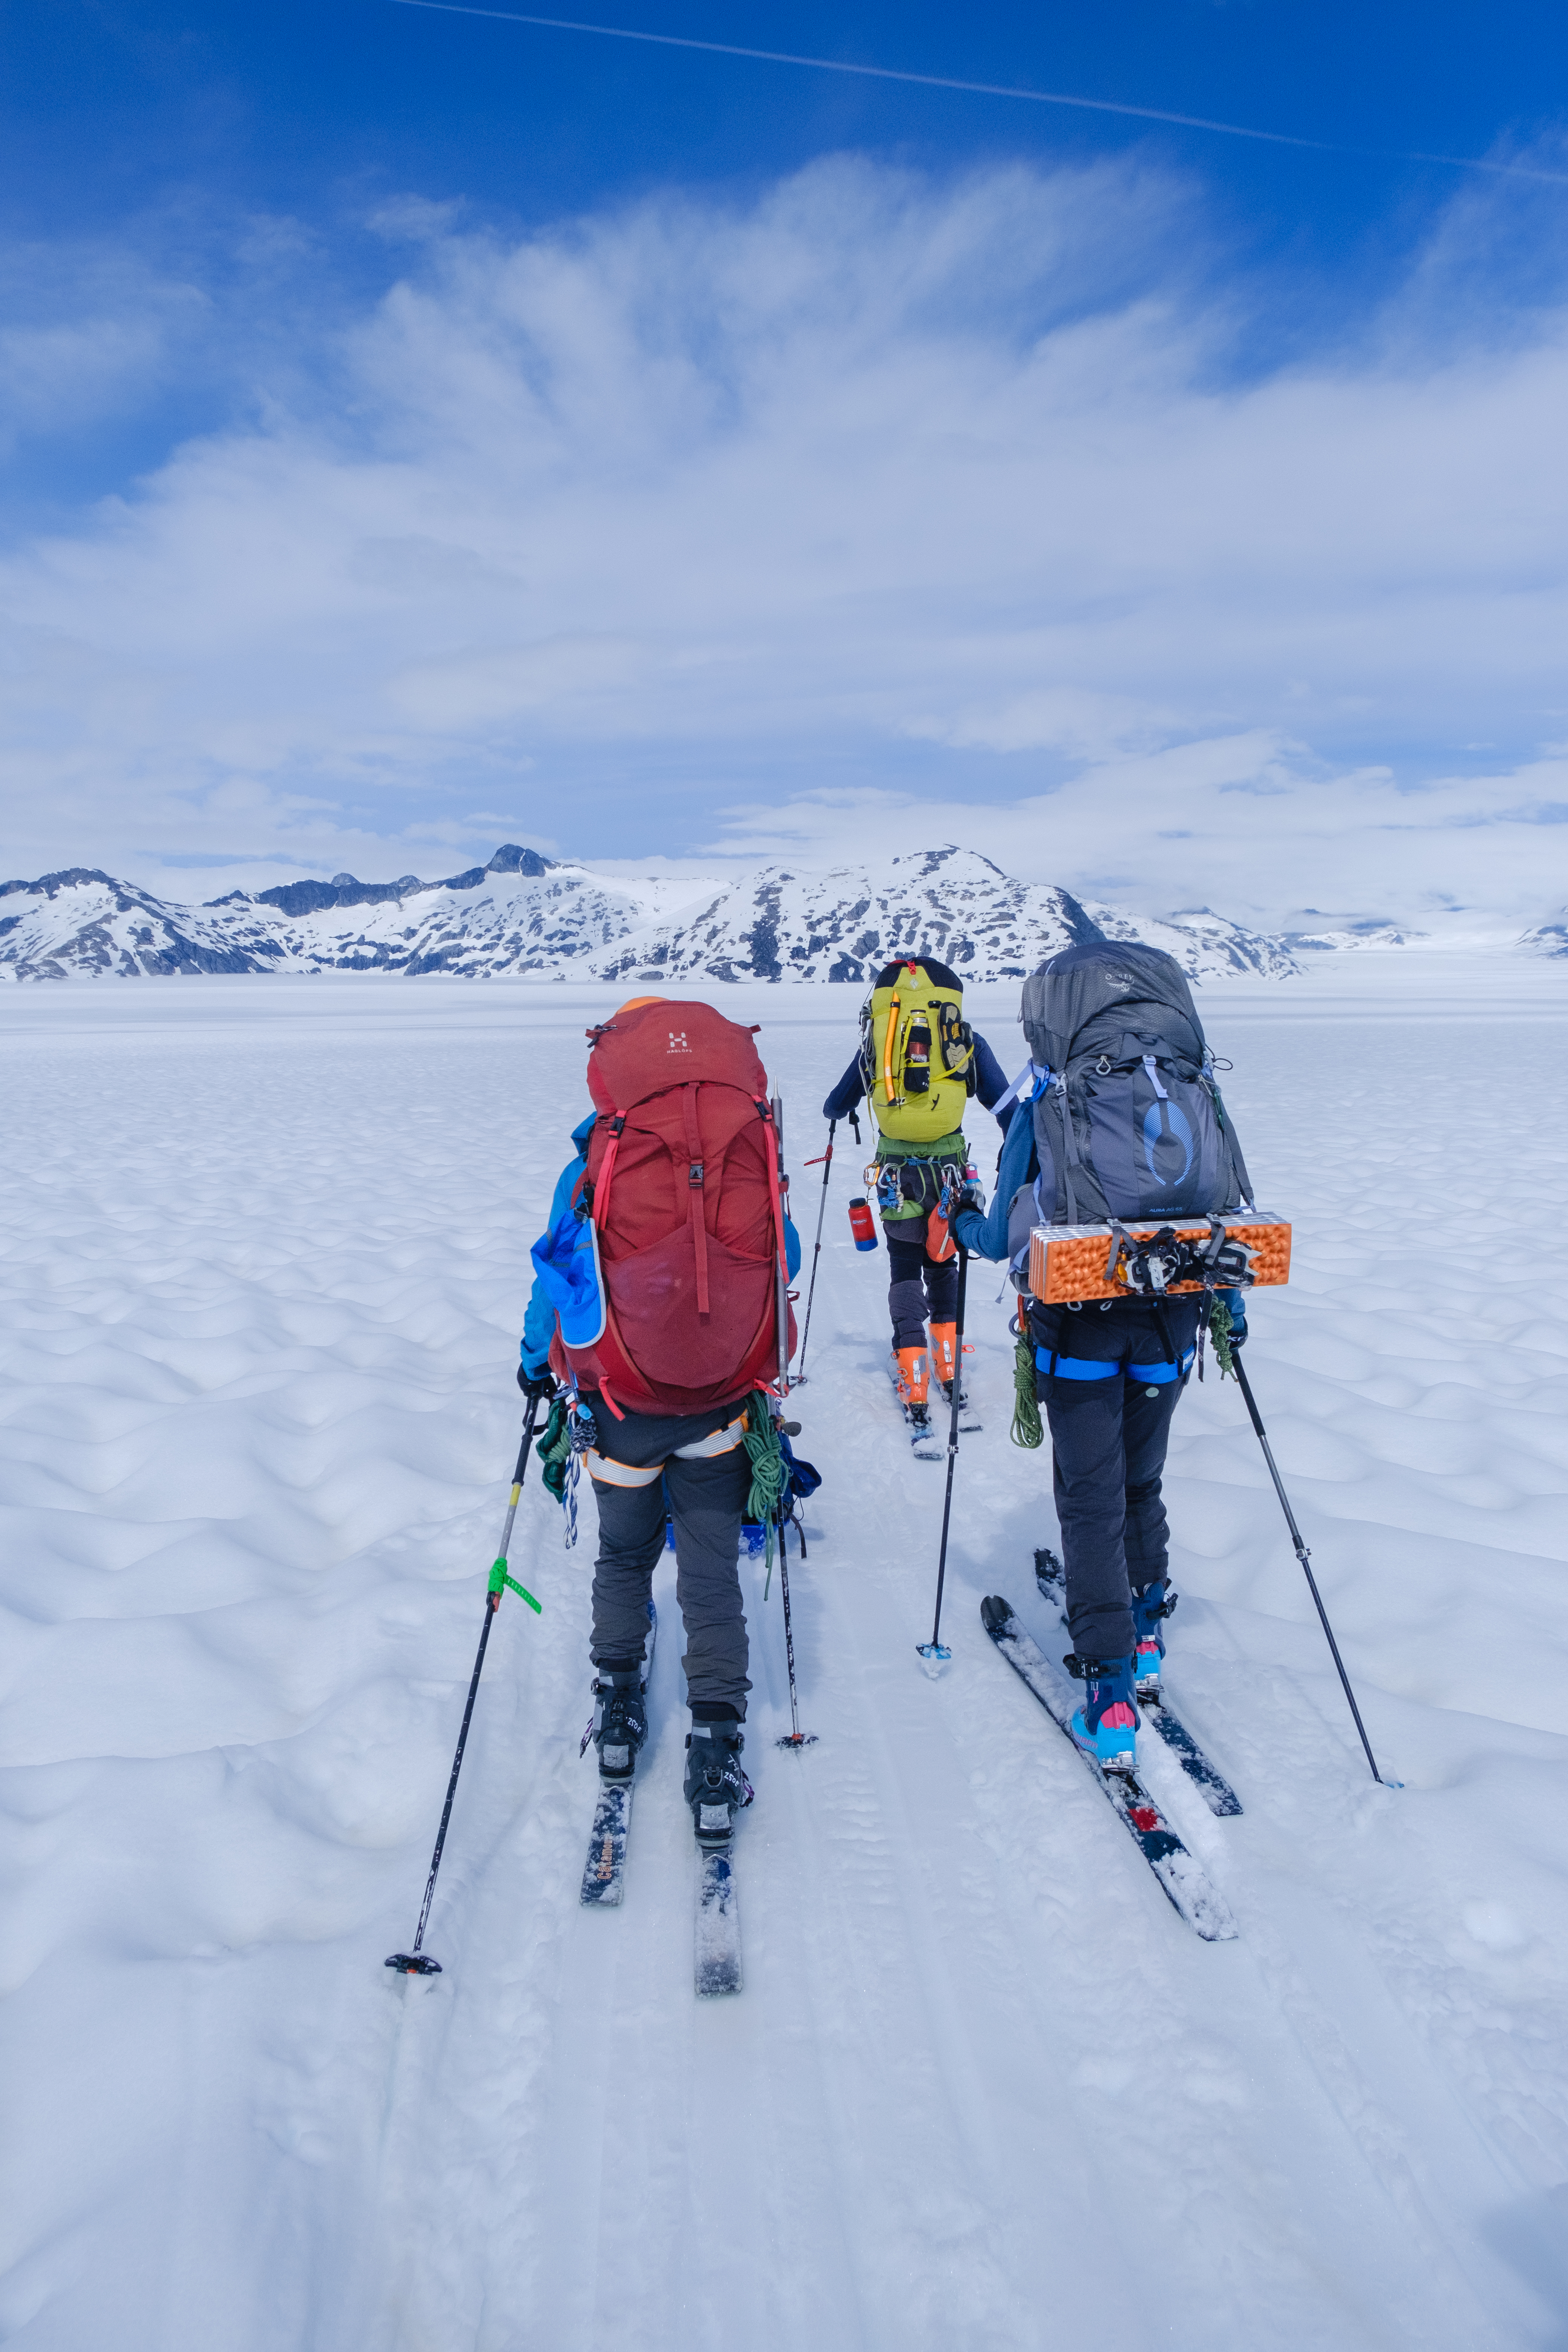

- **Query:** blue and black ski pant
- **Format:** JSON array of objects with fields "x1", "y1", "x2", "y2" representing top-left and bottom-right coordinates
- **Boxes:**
[
  {"x1": 886, "y1": 1228, "x2": 959, "y2": 1351},
  {"x1": 585, "y1": 1395, "x2": 752, "y2": 1720},
  {"x1": 1030, "y1": 1296, "x2": 1201, "y2": 1664}
]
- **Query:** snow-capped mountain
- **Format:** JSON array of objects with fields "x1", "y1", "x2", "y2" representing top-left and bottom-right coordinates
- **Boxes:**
[
  {"x1": 0, "y1": 847, "x2": 696, "y2": 982},
  {"x1": 0, "y1": 842, "x2": 1297, "y2": 982},
  {"x1": 593, "y1": 848, "x2": 1297, "y2": 983},
  {"x1": 1282, "y1": 920, "x2": 1433, "y2": 952},
  {"x1": 1517, "y1": 913, "x2": 1568, "y2": 956}
]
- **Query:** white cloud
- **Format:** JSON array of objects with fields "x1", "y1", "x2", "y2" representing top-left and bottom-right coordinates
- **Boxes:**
[
  {"x1": 703, "y1": 745, "x2": 1568, "y2": 933},
  {"x1": 1, "y1": 152, "x2": 1567, "y2": 925},
  {"x1": 0, "y1": 239, "x2": 209, "y2": 456}
]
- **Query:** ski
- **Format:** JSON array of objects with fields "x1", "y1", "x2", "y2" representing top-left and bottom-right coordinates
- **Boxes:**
[
  {"x1": 695, "y1": 1842, "x2": 742, "y2": 1996},
  {"x1": 1033, "y1": 1549, "x2": 1242, "y2": 1818},
  {"x1": 936, "y1": 1381, "x2": 982, "y2": 1433},
  {"x1": 579, "y1": 1782, "x2": 632, "y2": 1906},
  {"x1": 980, "y1": 1595, "x2": 1237, "y2": 1943},
  {"x1": 1138, "y1": 1694, "x2": 1243, "y2": 1817},
  {"x1": 1034, "y1": 1544, "x2": 1065, "y2": 1599},
  {"x1": 579, "y1": 1603, "x2": 657, "y2": 1909}
]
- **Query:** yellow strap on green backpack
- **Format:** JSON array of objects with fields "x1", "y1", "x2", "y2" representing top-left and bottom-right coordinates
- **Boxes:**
[{"x1": 859, "y1": 960, "x2": 975, "y2": 1144}]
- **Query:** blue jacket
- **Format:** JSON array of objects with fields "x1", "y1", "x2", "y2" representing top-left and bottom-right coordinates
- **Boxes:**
[
  {"x1": 520, "y1": 1111, "x2": 803, "y2": 1379},
  {"x1": 822, "y1": 1032, "x2": 1019, "y2": 1136},
  {"x1": 520, "y1": 1112, "x2": 597, "y2": 1378},
  {"x1": 953, "y1": 1096, "x2": 1035, "y2": 1266}
]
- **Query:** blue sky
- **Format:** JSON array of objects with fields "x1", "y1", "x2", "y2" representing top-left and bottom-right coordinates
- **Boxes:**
[{"x1": 2, "y1": 1, "x2": 1567, "y2": 928}]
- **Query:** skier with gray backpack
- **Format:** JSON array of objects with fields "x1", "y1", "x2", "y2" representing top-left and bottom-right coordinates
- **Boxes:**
[{"x1": 952, "y1": 941, "x2": 1254, "y2": 1775}]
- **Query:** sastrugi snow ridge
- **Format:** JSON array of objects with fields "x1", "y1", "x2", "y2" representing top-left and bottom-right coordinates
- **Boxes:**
[{"x1": 0, "y1": 842, "x2": 1298, "y2": 982}]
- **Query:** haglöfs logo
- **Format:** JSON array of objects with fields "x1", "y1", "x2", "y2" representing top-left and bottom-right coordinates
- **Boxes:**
[{"x1": 668, "y1": 1031, "x2": 691, "y2": 1052}]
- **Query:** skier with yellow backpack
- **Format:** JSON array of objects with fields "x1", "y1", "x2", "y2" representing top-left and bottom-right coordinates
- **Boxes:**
[{"x1": 822, "y1": 956, "x2": 1017, "y2": 1454}]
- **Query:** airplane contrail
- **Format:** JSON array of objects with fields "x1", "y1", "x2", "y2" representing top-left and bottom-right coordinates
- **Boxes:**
[{"x1": 389, "y1": 0, "x2": 1568, "y2": 183}]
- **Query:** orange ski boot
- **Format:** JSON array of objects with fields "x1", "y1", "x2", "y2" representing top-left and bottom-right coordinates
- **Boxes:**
[
  {"x1": 891, "y1": 1344, "x2": 939, "y2": 1456},
  {"x1": 929, "y1": 1321, "x2": 964, "y2": 1407}
]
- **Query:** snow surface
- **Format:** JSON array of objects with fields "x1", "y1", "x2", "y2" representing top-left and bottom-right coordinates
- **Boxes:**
[{"x1": 2, "y1": 957, "x2": 1567, "y2": 2350}]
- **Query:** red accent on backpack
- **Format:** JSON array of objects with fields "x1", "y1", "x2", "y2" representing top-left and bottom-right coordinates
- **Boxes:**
[{"x1": 547, "y1": 1000, "x2": 797, "y2": 1415}]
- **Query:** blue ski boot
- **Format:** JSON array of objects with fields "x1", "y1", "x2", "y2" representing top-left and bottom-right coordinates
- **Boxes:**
[
  {"x1": 1132, "y1": 1582, "x2": 1178, "y2": 1700},
  {"x1": 1064, "y1": 1654, "x2": 1139, "y2": 1772}
]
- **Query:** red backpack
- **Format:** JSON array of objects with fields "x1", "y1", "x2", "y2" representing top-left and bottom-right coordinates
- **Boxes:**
[{"x1": 547, "y1": 1000, "x2": 796, "y2": 1416}]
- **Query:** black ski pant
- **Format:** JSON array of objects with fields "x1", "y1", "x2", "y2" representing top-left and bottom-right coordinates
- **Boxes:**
[
  {"x1": 1034, "y1": 1295, "x2": 1200, "y2": 1664},
  {"x1": 885, "y1": 1228, "x2": 959, "y2": 1351},
  {"x1": 586, "y1": 1396, "x2": 752, "y2": 1719}
]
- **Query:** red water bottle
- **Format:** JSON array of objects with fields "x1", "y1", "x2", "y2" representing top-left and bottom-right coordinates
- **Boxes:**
[{"x1": 848, "y1": 1196, "x2": 877, "y2": 1251}]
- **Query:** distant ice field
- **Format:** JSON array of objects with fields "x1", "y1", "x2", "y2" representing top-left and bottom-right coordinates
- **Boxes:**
[{"x1": 1, "y1": 956, "x2": 1566, "y2": 2351}]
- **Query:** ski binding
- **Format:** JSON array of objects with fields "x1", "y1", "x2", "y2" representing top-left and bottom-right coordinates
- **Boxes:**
[
  {"x1": 579, "y1": 1602, "x2": 656, "y2": 1909},
  {"x1": 1034, "y1": 1550, "x2": 1242, "y2": 1817}
]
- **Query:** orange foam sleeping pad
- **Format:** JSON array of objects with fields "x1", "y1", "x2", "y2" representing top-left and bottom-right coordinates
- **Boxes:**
[{"x1": 1028, "y1": 1213, "x2": 1292, "y2": 1306}]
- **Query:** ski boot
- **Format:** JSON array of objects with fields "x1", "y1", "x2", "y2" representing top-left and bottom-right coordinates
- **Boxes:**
[
  {"x1": 930, "y1": 1321, "x2": 968, "y2": 1410},
  {"x1": 1063, "y1": 1654, "x2": 1139, "y2": 1772},
  {"x1": 1132, "y1": 1581, "x2": 1178, "y2": 1701},
  {"x1": 892, "y1": 1343, "x2": 937, "y2": 1451},
  {"x1": 684, "y1": 1717, "x2": 753, "y2": 1847},
  {"x1": 590, "y1": 1666, "x2": 648, "y2": 1782}
]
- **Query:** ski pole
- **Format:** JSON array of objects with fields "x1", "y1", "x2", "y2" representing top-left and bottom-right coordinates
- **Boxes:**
[
  {"x1": 770, "y1": 1092, "x2": 792, "y2": 1396},
  {"x1": 918, "y1": 1245, "x2": 969, "y2": 1664},
  {"x1": 795, "y1": 1120, "x2": 836, "y2": 1382},
  {"x1": 386, "y1": 1396, "x2": 546, "y2": 1976},
  {"x1": 774, "y1": 1503, "x2": 818, "y2": 1750},
  {"x1": 1230, "y1": 1353, "x2": 1389, "y2": 1787}
]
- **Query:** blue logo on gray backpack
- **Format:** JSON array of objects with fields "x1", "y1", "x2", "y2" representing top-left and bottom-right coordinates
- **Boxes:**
[{"x1": 1142, "y1": 1096, "x2": 1194, "y2": 1187}]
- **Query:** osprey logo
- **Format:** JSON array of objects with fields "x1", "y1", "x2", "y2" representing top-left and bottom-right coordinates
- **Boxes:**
[{"x1": 668, "y1": 1030, "x2": 692, "y2": 1053}]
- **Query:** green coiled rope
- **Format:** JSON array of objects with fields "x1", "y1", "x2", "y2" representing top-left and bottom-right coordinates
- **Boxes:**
[
  {"x1": 537, "y1": 1395, "x2": 573, "y2": 1502},
  {"x1": 741, "y1": 1392, "x2": 790, "y2": 1595},
  {"x1": 1209, "y1": 1296, "x2": 1239, "y2": 1380},
  {"x1": 1011, "y1": 1325, "x2": 1043, "y2": 1450}
]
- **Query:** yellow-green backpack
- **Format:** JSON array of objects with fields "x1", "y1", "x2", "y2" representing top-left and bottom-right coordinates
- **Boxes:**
[{"x1": 858, "y1": 957, "x2": 977, "y2": 1145}]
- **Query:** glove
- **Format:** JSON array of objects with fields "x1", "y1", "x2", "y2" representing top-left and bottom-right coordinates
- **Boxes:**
[
  {"x1": 516, "y1": 1363, "x2": 557, "y2": 1401},
  {"x1": 1216, "y1": 1290, "x2": 1247, "y2": 1348}
]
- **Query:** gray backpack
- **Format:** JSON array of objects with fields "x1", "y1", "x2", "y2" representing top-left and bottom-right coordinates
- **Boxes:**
[{"x1": 1018, "y1": 942, "x2": 1253, "y2": 1227}]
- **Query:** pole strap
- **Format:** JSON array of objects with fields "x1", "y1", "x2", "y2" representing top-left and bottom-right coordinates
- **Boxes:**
[{"x1": 488, "y1": 1558, "x2": 542, "y2": 1612}]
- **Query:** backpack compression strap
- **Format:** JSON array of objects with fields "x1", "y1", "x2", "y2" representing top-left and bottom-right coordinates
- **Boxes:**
[
  {"x1": 589, "y1": 1115, "x2": 627, "y2": 1231},
  {"x1": 680, "y1": 1083, "x2": 711, "y2": 1319},
  {"x1": 759, "y1": 1097, "x2": 792, "y2": 1390}
]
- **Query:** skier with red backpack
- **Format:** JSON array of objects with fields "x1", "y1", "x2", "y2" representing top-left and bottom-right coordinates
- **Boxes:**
[{"x1": 519, "y1": 998, "x2": 799, "y2": 1860}]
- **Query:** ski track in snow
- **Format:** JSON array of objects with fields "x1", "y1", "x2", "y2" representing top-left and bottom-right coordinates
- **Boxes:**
[{"x1": 1, "y1": 962, "x2": 1567, "y2": 2349}]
